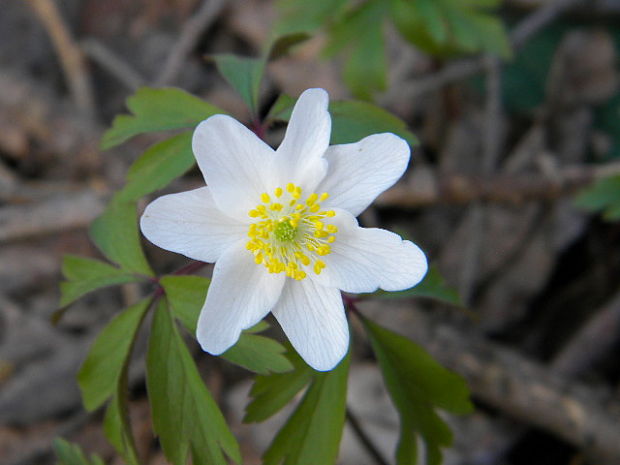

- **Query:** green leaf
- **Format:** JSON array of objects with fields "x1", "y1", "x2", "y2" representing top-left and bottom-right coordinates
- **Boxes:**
[
  {"x1": 161, "y1": 274, "x2": 291, "y2": 374},
  {"x1": 90, "y1": 195, "x2": 154, "y2": 276},
  {"x1": 275, "y1": 0, "x2": 349, "y2": 35},
  {"x1": 59, "y1": 255, "x2": 141, "y2": 307},
  {"x1": 390, "y1": 0, "x2": 510, "y2": 59},
  {"x1": 118, "y1": 132, "x2": 195, "y2": 201},
  {"x1": 574, "y1": 175, "x2": 620, "y2": 222},
  {"x1": 222, "y1": 333, "x2": 293, "y2": 375},
  {"x1": 369, "y1": 266, "x2": 462, "y2": 306},
  {"x1": 244, "y1": 346, "x2": 314, "y2": 423},
  {"x1": 147, "y1": 300, "x2": 241, "y2": 465},
  {"x1": 266, "y1": 94, "x2": 417, "y2": 146},
  {"x1": 53, "y1": 438, "x2": 105, "y2": 465},
  {"x1": 266, "y1": 32, "x2": 312, "y2": 60},
  {"x1": 212, "y1": 54, "x2": 265, "y2": 117},
  {"x1": 160, "y1": 275, "x2": 211, "y2": 333},
  {"x1": 262, "y1": 353, "x2": 349, "y2": 465},
  {"x1": 104, "y1": 391, "x2": 140, "y2": 465},
  {"x1": 78, "y1": 298, "x2": 150, "y2": 411},
  {"x1": 363, "y1": 318, "x2": 473, "y2": 465},
  {"x1": 102, "y1": 87, "x2": 224, "y2": 149},
  {"x1": 330, "y1": 100, "x2": 418, "y2": 145},
  {"x1": 324, "y1": 0, "x2": 389, "y2": 99}
]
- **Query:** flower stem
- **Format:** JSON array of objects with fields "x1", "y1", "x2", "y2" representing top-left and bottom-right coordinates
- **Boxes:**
[{"x1": 172, "y1": 260, "x2": 208, "y2": 275}]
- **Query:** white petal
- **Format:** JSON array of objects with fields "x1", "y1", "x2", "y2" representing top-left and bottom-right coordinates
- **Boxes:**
[
  {"x1": 314, "y1": 210, "x2": 428, "y2": 293},
  {"x1": 192, "y1": 114, "x2": 275, "y2": 221},
  {"x1": 318, "y1": 133, "x2": 410, "y2": 216},
  {"x1": 197, "y1": 241, "x2": 285, "y2": 354},
  {"x1": 140, "y1": 187, "x2": 246, "y2": 263},
  {"x1": 272, "y1": 279, "x2": 348, "y2": 371},
  {"x1": 274, "y1": 88, "x2": 330, "y2": 192}
]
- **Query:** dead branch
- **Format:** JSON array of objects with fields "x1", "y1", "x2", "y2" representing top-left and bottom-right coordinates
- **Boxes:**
[
  {"x1": 0, "y1": 191, "x2": 104, "y2": 243},
  {"x1": 154, "y1": 0, "x2": 227, "y2": 86},
  {"x1": 363, "y1": 303, "x2": 620, "y2": 465},
  {"x1": 552, "y1": 290, "x2": 620, "y2": 377},
  {"x1": 81, "y1": 38, "x2": 146, "y2": 91},
  {"x1": 375, "y1": 161, "x2": 620, "y2": 208},
  {"x1": 29, "y1": 0, "x2": 95, "y2": 118}
]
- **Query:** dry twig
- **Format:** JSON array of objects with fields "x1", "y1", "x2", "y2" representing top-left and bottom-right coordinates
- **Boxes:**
[{"x1": 29, "y1": 0, "x2": 95, "y2": 118}]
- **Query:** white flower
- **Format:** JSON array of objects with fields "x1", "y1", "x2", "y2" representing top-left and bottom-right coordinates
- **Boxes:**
[{"x1": 140, "y1": 88, "x2": 427, "y2": 371}]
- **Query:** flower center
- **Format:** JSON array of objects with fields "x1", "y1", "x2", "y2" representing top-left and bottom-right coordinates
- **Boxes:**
[{"x1": 246, "y1": 183, "x2": 338, "y2": 280}]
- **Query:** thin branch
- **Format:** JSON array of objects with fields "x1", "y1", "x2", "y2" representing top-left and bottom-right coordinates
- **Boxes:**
[
  {"x1": 154, "y1": 0, "x2": 227, "y2": 86},
  {"x1": 81, "y1": 38, "x2": 145, "y2": 91},
  {"x1": 346, "y1": 406, "x2": 391, "y2": 465},
  {"x1": 29, "y1": 0, "x2": 95, "y2": 118}
]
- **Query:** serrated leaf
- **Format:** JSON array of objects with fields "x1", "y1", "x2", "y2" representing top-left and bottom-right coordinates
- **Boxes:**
[
  {"x1": 147, "y1": 300, "x2": 241, "y2": 465},
  {"x1": 59, "y1": 255, "x2": 141, "y2": 307},
  {"x1": 53, "y1": 438, "x2": 105, "y2": 465},
  {"x1": 212, "y1": 54, "x2": 265, "y2": 117},
  {"x1": 262, "y1": 353, "x2": 349, "y2": 465},
  {"x1": 118, "y1": 132, "x2": 195, "y2": 201},
  {"x1": 266, "y1": 95, "x2": 417, "y2": 146},
  {"x1": 78, "y1": 298, "x2": 150, "y2": 411},
  {"x1": 102, "y1": 87, "x2": 224, "y2": 149},
  {"x1": 90, "y1": 195, "x2": 154, "y2": 276},
  {"x1": 244, "y1": 345, "x2": 314, "y2": 423},
  {"x1": 363, "y1": 318, "x2": 473, "y2": 465},
  {"x1": 161, "y1": 274, "x2": 290, "y2": 374},
  {"x1": 223, "y1": 333, "x2": 293, "y2": 375},
  {"x1": 369, "y1": 265, "x2": 462, "y2": 306}
]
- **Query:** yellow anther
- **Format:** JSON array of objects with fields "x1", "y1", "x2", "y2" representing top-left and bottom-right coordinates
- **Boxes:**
[
  {"x1": 327, "y1": 236, "x2": 336, "y2": 243},
  {"x1": 261, "y1": 193, "x2": 271, "y2": 203},
  {"x1": 309, "y1": 204, "x2": 320, "y2": 213},
  {"x1": 274, "y1": 187, "x2": 283, "y2": 197},
  {"x1": 326, "y1": 225, "x2": 338, "y2": 234},
  {"x1": 286, "y1": 183, "x2": 295, "y2": 193},
  {"x1": 249, "y1": 209, "x2": 260, "y2": 218},
  {"x1": 270, "y1": 203, "x2": 283, "y2": 211},
  {"x1": 319, "y1": 192, "x2": 329, "y2": 202},
  {"x1": 306, "y1": 193, "x2": 318, "y2": 205},
  {"x1": 314, "y1": 221, "x2": 324, "y2": 230},
  {"x1": 325, "y1": 210, "x2": 335, "y2": 217}
]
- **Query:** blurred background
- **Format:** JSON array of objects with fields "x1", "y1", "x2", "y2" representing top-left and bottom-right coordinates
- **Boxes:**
[{"x1": 1, "y1": 0, "x2": 620, "y2": 464}]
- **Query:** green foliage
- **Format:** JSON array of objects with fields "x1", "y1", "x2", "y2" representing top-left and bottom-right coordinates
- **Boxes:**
[
  {"x1": 59, "y1": 255, "x2": 141, "y2": 307},
  {"x1": 575, "y1": 175, "x2": 620, "y2": 221},
  {"x1": 90, "y1": 195, "x2": 154, "y2": 276},
  {"x1": 104, "y1": 390, "x2": 140, "y2": 465},
  {"x1": 244, "y1": 346, "x2": 314, "y2": 423},
  {"x1": 276, "y1": 0, "x2": 510, "y2": 98},
  {"x1": 371, "y1": 265, "x2": 462, "y2": 306},
  {"x1": 118, "y1": 132, "x2": 195, "y2": 201},
  {"x1": 53, "y1": 438, "x2": 105, "y2": 465},
  {"x1": 161, "y1": 275, "x2": 292, "y2": 374},
  {"x1": 363, "y1": 318, "x2": 473, "y2": 465},
  {"x1": 391, "y1": 0, "x2": 511, "y2": 59},
  {"x1": 325, "y1": 1, "x2": 388, "y2": 99},
  {"x1": 262, "y1": 354, "x2": 350, "y2": 465},
  {"x1": 267, "y1": 94, "x2": 418, "y2": 146},
  {"x1": 102, "y1": 87, "x2": 224, "y2": 149},
  {"x1": 212, "y1": 54, "x2": 265, "y2": 117},
  {"x1": 147, "y1": 300, "x2": 241, "y2": 465},
  {"x1": 78, "y1": 298, "x2": 150, "y2": 411}
]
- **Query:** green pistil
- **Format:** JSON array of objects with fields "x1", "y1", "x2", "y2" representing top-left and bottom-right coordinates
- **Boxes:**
[{"x1": 274, "y1": 220, "x2": 297, "y2": 242}]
